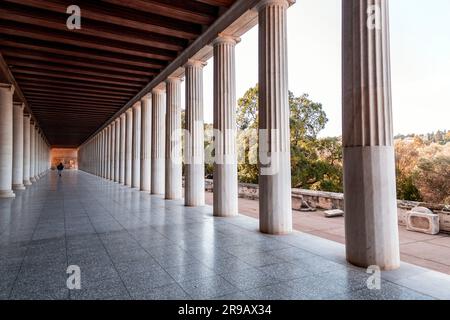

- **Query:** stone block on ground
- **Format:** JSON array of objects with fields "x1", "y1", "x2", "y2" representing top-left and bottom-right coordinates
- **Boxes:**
[
  {"x1": 324, "y1": 209, "x2": 344, "y2": 218},
  {"x1": 406, "y1": 207, "x2": 439, "y2": 235}
]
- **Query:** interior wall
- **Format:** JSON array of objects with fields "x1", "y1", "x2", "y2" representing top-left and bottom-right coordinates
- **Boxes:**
[{"x1": 51, "y1": 148, "x2": 78, "y2": 169}]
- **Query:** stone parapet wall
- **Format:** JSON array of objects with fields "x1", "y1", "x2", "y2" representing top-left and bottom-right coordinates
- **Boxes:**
[{"x1": 204, "y1": 179, "x2": 450, "y2": 233}]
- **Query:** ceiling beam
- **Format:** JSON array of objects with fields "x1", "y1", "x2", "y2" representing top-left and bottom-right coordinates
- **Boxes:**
[
  {"x1": 1, "y1": 36, "x2": 166, "y2": 69},
  {"x1": 0, "y1": 21, "x2": 176, "y2": 61},
  {"x1": 3, "y1": 0, "x2": 202, "y2": 39},
  {"x1": 15, "y1": 76, "x2": 139, "y2": 93},
  {"x1": 0, "y1": 3, "x2": 186, "y2": 51},
  {"x1": 12, "y1": 67, "x2": 146, "y2": 87},
  {"x1": 101, "y1": 0, "x2": 217, "y2": 25},
  {"x1": 2, "y1": 48, "x2": 158, "y2": 76}
]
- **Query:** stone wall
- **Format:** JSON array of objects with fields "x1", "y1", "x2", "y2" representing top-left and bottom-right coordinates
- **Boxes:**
[{"x1": 204, "y1": 179, "x2": 450, "y2": 233}]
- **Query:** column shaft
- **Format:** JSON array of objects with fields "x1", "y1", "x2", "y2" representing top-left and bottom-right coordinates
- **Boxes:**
[
  {"x1": 140, "y1": 95, "x2": 152, "y2": 192},
  {"x1": 0, "y1": 84, "x2": 15, "y2": 198},
  {"x1": 342, "y1": 0, "x2": 400, "y2": 270},
  {"x1": 125, "y1": 109, "x2": 133, "y2": 186},
  {"x1": 184, "y1": 60, "x2": 205, "y2": 206},
  {"x1": 114, "y1": 119, "x2": 120, "y2": 182},
  {"x1": 132, "y1": 103, "x2": 141, "y2": 189},
  {"x1": 151, "y1": 89, "x2": 165, "y2": 195},
  {"x1": 119, "y1": 114, "x2": 126, "y2": 184},
  {"x1": 12, "y1": 102, "x2": 25, "y2": 190},
  {"x1": 258, "y1": 0, "x2": 292, "y2": 234},
  {"x1": 23, "y1": 114, "x2": 31, "y2": 186},
  {"x1": 30, "y1": 122, "x2": 36, "y2": 183},
  {"x1": 213, "y1": 36, "x2": 238, "y2": 217},
  {"x1": 165, "y1": 78, "x2": 182, "y2": 200},
  {"x1": 110, "y1": 122, "x2": 116, "y2": 181}
]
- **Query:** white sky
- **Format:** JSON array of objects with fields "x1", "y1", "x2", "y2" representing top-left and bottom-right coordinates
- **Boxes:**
[{"x1": 182, "y1": 0, "x2": 450, "y2": 138}]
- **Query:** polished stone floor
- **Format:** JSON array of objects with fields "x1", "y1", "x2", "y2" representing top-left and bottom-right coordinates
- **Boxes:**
[{"x1": 0, "y1": 170, "x2": 449, "y2": 300}]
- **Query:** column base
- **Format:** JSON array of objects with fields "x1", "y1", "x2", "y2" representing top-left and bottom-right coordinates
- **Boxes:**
[
  {"x1": 30, "y1": 177, "x2": 36, "y2": 183},
  {"x1": 0, "y1": 190, "x2": 15, "y2": 198},
  {"x1": 23, "y1": 180, "x2": 32, "y2": 186},
  {"x1": 12, "y1": 184, "x2": 26, "y2": 191}
]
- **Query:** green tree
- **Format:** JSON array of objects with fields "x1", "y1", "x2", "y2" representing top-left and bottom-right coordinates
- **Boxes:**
[{"x1": 236, "y1": 85, "x2": 342, "y2": 191}]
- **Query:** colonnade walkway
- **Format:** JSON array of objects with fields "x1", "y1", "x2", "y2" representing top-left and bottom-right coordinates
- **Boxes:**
[{"x1": 0, "y1": 170, "x2": 449, "y2": 300}]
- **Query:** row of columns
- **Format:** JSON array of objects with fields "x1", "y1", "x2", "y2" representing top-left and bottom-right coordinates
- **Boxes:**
[
  {"x1": 78, "y1": 0, "x2": 400, "y2": 270},
  {"x1": 0, "y1": 84, "x2": 50, "y2": 198}
]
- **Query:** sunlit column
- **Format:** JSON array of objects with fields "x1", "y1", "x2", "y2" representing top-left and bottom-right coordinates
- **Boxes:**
[
  {"x1": 30, "y1": 121, "x2": 36, "y2": 183},
  {"x1": 23, "y1": 114, "x2": 31, "y2": 186},
  {"x1": 110, "y1": 121, "x2": 116, "y2": 181},
  {"x1": 342, "y1": 0, "x2": 400, "y2": 270},
  {"x1": 184, "y1": 60, "x2": 205, "y2": 206},
  {"x1": 258, "y1": 0, "x2": 292, "y2": 234},
  {"x1": 0, "y1": 84, "x2": 15, "y2": 198},
  {"x1": 165, "y1": 77, "x2": 182, "y2": 200},
  {"x1": 151, "y1": 88, "x2": 166, "y2": 195},
  {"x1": 12, "y1": 102, "x2": 25, "y2": 190},
  {"x1": 119, "y1": 114, "x2": 126, "y2": 184},
  {"x1": 125, "y1": 109, "x2": 133, "y2": 186},
  {"x1": 34, "y1": 127, "x2": 40, "y2": 181},
  {"x1": 132, "y1": 102, "x2": 141, "y2": 189},
  {"x1": 114, "y1": 118, "x2": 120, "y2": 182},
  {"x1": 212, "y1": 35, "x2": 239, "y2": 217},
  {"x1": 140, "y1": 94, "x2": 152, "y2": 192}
]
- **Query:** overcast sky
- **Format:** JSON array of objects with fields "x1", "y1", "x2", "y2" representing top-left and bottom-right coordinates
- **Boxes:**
[{"x1": 182, "y1": 0, "x2": 450, "y2": 138}]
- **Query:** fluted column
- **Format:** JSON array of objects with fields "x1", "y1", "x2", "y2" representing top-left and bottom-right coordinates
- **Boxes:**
[
  {"x1": 165, "y1": 77, "x2": 182, "y2": 200},
  {"x1": 342, "y1": 0, "x2": 400, "y2": 270},
  {"x1": 110, "y1": 122, "x2": 116, "y2": 181},
  {"x1": 184, "y1": 60, "x2": 205, "y2": 206},
  {"x1": 105, "y1": 126, "x2": 111, "y2": 179},
  {"x1": 213, "y1": 35, "x2": 239, "y2": 217},
  {"x1": 34, "y1": 127, "x2": 40, "y2": 181},
  {"x1": 125, "y1": 109, "x2": 133, "y2": 186},
  {"x1": 114, "y1": 118, "x2": 120, "y2": 182},
  {"x1": 23, "y1": 114, "x2": 31, "y2": 186},
  {"x1": 140, "y1": 94, "x2": 152, "y2": 192},
  {"x1": 151, "y1": 88, "x2": 166, "y2": 195},
  {"x1": 258, "y1": 0, "x2": 292, "y2": 234},
  {"x1": 0, "y1": 84, "x2": 15, "y2": 198},
  {"x1": 119, "y1": 114, "x2": 126, "y2": 184},
  {"x1": 12, "y1": 102, "x2": 25, "y2": 190},
  {"x1": 131, "y1": 103, "x2": 141, "y2": 189},
  {"x1": 30, "y1": 122, "x2": 36, "y2": 183}
]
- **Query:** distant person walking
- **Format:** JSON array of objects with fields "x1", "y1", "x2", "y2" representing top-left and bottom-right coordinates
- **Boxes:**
[{"x1": 57, "y1": 162, "x2": 64, "y2": 177}]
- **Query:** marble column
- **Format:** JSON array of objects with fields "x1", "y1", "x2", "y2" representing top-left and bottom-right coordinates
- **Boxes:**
[
  {"x1": 165, "y1": 77, "x2": 183, "y2": 200},
  {"x1": 23, "y1": 114, "x2": 31, "y2": 186},
  {"x1": 184, "y1": 60, "x2": 205, "y2": 206},
  {"x1": 342, "y1": 0, "x2": 400, "y2": 270},
  {"x1": 105, "y1": 126, "x2": 110, "y2": 180},
  {"x1": 0, "y1": 84, "x2": 15, "y2": 198},
  {"x1": 12, "y1": 102, "x2": 25, "y2": 190},
  {"x1": 125, "y1": 109, "x2": 133, "y2": 186},
  {"x1": 213, "y1": 35, "x2": 239, "y2": 217},
  {"x1": 132, "y1": 103, "x2": 141, "y2": 189},
  {"x1": 258, "y1": 0, "x2": 292, "y2": 234},
  {"x1": 114, "y1": 118, "x2": 120, "y2": 182},
  {"x1": 110, "y1": 122, "x2": 116, "y2": 181},
  {"x1": 30, "y1": 122, "x2": 36, "y2": 183},
  {"x1": 151, "y1": 88, "x2": 165, "y2": 195},
  {"x1": 140, "y1": 94, "x2": 152, "y2": 192},
  {"x1": 119, "y1": 114, "x2": 126, "y2": 184},
  {"x1": 34, "y1": 127, "x2": 40, "y2": 181}
]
